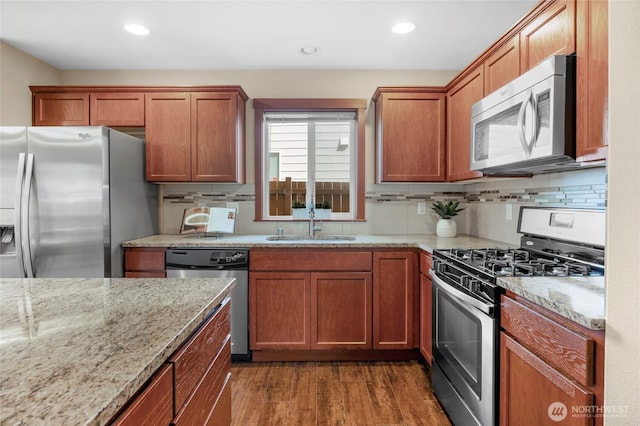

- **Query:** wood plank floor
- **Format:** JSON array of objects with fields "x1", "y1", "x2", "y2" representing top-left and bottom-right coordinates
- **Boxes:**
[{"x1": 230, "y1": 360, "x2": 452, "y2": 425}]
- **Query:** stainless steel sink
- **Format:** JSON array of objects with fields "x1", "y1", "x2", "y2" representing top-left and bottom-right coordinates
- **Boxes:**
[{"x1": 266, "y1": 235, "x2": 356, "y2": 241}]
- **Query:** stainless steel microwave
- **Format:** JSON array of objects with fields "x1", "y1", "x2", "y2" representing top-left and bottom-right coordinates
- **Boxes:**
[{"x1": 470, "y1": 55, "x2": 577, "y2": 175}]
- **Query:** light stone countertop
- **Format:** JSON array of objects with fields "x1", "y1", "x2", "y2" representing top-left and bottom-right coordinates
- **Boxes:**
[
  {"x1": 122, "y1": 233, "x2": 515, "y2": 252},
  {"x1": 497, "y1": 276, "x2": 605, "y2": 330},
  {"x1": 0, "y1": 277, "x2": 236, "y2": 426}
]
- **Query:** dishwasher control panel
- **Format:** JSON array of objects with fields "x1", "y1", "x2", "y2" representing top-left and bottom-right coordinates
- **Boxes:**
[{"x1": 166, "y1": 248, "x2": 249, "y2": 269}]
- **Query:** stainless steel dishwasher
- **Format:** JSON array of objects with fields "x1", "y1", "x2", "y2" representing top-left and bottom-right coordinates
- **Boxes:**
[{"x1": 165, "y1": 248, "x2": 250, "y2": 361}]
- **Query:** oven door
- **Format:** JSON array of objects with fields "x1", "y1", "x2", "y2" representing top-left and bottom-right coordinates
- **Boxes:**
[{"x1": 431, "y1": 271, "x2": 497, "y2": 426}]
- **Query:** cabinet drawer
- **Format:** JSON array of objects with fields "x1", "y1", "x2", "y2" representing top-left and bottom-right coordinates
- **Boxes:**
[
  {"x1": 205, "y1": 373, "x2": 232, "y2": 426},
  {"x1": 250, "y1": 250, "x2": 372, "y2": 271},
  {"x1": 111, "y1": 364, "x2": 173, "y2": 426},
  {"x1": 501, "y1": 295, "x2": 594, "y2": 386},
  {"x1": 419, "y1": 251, "x2": 432, "y2": 277},
  {"x1": 170, "y1": 299, "x2": 230, "y2": 411},
  {"x1": 173, "y1": 337, "x2": 231, "y2": 426},
  {"x1": 124, "y1": 248, "x2": 166, "y2": 272}
]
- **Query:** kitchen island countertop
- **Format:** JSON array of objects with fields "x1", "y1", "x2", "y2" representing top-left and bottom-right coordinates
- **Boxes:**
[{"x1": 0, "y1": 277, "x2": 236, "y2": 425}]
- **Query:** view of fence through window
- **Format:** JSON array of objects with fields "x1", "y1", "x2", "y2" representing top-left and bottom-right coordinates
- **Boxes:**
[{"x1": 265, "y1": 112, "x2": 355, "y2": 218}]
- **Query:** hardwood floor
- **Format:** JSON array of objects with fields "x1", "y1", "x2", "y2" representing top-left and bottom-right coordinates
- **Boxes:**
[{"x1": 230, "y1": 360, "x2": 452, "y2": 425}]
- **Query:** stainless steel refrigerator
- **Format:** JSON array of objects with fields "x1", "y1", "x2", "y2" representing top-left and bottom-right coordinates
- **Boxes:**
[{"x1": 0, "y1": 126, "x2": 157, "y2": 278}]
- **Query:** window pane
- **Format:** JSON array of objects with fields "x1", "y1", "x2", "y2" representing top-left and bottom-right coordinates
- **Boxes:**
[{"x1": 264, "y1": 111, "x2": 356, "y2": 218}]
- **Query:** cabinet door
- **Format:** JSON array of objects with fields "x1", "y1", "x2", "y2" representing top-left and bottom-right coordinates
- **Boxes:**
[
  {"x1": 375, "y1": 91, "x2": 446, "y2": 182},
  {"x1": 500, "y1": 332, "x2": 594, "y2": 426},
  {"x1": 191, "y1": 92, "x2": 244, "y2": 182},
  {"x1": 124, "y1": 247, "x2": 166, "y2": 278},
  {"x1": 419, "y1": 273, "x2": 432, "y2": 365},
  {"x1": 90, "y1": 92, "x2": 144, "y2": 126},
  {"x1": 145, "y1": 93, "x2": 191, "y2": 182},
  {"x1": 373, "y1": 251, "x2": 417, "y2": 349},
  {"x1": 484, "y1": 34, "x2": 521, "y2": 95},
  {"x1": 249, "y1": 272, "x2": 310, "y2": 350},
  {"x1": 576, "y1": 0, "x2": 608, "y2": 162},
  {"x1": 311, "y1": 272, "x2": 372, "y2": 349},
  {"x1": 520, "y1": 0, "x2": 576, "y2": 72},
  {"x1": 446, "y1": 66, "x2": 484, "y2": 181},
  {"x1": 33, "y1": 92, "x2": 89, "y2": 125}
]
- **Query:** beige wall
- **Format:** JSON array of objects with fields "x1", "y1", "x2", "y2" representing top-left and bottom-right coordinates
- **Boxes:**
[
  {"x1": 0, "y1": 41, "x2": 61, "y2": 125},
  {"x1": 604, "y1": 0, "x2": 640, "y2": 423}
]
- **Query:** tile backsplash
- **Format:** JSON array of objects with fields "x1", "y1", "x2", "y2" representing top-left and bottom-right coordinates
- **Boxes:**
[{"x1": 159, "y1": 167, "x2": 607, "y2": 243}]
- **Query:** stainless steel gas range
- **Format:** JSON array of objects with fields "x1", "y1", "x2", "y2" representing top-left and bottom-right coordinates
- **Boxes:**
[{"x1": 430, "y1": 207, "x2": 605, "y2": 426}]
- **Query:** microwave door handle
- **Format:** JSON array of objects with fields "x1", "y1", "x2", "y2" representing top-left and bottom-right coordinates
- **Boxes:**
[
  {"x1": 517, "y1": 91, "x2": 536, "y2": 156},
  {"x1": 430, "y1": 270, "x2": 493, "y2": 315}
]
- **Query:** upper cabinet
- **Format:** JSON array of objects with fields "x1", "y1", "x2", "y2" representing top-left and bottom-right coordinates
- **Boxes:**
[
  {"x1": 576, "y1": 0, "x2": 608, "y2": 162},
  {"x1": 446, "y1": 65, "x2": 485, "y2": 182},
  {"x1": 145, "y1": 90, "x2": 247, "y2": 182},
  {"x1": 483, "y1": 35, "x2": 521, "y2": 95},
  {"x1": 31, "y1": 86, "x2": 248, "y2": 183},
  {"x1": 372, "y1": 87, "x2": 446, "y2": 182},
  {"x1": 520, "y1": 0, "x2": 576, "y2": 72},
  {"x1": 33, "y1": 92, "x2": 90, "y2": 126}
]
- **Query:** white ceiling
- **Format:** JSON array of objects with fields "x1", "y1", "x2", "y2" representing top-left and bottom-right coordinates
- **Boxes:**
[{"x1": 0, "y1": 0, "x2": 538, "y2": 71}]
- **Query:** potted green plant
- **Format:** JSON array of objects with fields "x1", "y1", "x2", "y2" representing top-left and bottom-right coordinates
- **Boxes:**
[
  {"x1": 431, "y1": 201, "x2": 464, "y2": 237},
  {"x1": 314, "y1": 200, "x2": 332, "y2": 219}
]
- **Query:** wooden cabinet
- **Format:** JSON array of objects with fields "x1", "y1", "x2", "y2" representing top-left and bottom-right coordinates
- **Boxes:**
[
  {"x1": 576, "y1": 0, "x2": 608, "y2": 162},
  {"x1": 90, "y1": 92, "x2": 144, "y2": 126},
  {"x1": 249, "y1": 271, "x2": 311, "y2": 350},
  {"x1": 123, "y1": 247, "x2": 166, "y2": 278},
  {"x1": 372, "y1": 87, "x2": 446, "y2": 182},
  {"x1": 484, "y1": 35, "x2": 521, "y2": 95},
  {"x1": 111, "y1": 298, "x2": 231, "y2": 426},
  {"x1": 419, "y1": 251, "x2": 433, "y2": 365},
  {"x1": 372, "y1": 251, "x2": 417, "y2": 349},
  {"x1": 145, "y1": 90, "x2": 247, "y2": 183},
  {"x1": 249, "y1": 249, "x2": 379, "y2": 357},
  {"x1": 31, "y1": 89, "x2": 144, "y2": 126},
  {"x1": 446, "y1": 65, "x2": 485, "y2": 181},
  {"x1": 32, "y1": 92, "x2": 90, "y2": 125},
  {"x1": 145, "y1": 92, "x2": 192, "y2": 181},
  {"x1": 111, "y1": 364, "x2": 173, "y2": 426},
  {"x1": 30, "y1": 86, "x2": 248, "y2": 183},
  {"x1": 311, "y1": 272, "x2": 372, "y2": 349},
  {"x1": 520, "y1": 0, "x2": 576, "y2": 72},
  {"x1": 500, "y1": 294, "x2": 604, "y2": 426}
]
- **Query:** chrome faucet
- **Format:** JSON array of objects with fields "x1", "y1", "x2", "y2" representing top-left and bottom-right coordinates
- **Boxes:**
[{"x1": 308, "y1": 196, "x2": 322, "y2": 237}]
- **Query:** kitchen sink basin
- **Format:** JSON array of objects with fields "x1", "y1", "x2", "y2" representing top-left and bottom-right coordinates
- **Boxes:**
[{"x1": 266, "y1": 235, "x2": 356, "y2": 241}]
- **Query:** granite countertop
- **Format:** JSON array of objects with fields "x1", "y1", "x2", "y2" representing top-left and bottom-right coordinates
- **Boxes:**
[
  {"x1": 122, "y1": 233, "x2": 514, "y2": 252},
  {"x1": 0, "y1": 277, "x2": 236, "y2": 425},
  {"x1": 497, "y1": 276, "x2": 605, "y2": 330}
]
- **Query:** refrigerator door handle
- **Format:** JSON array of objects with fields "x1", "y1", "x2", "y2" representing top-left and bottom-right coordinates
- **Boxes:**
[
  {"x1": 15, "y1": 153, "x2": 27, "y2": 277},
  {"x1": 22, "y1": 153, "x2": 35, "y2": 278}
]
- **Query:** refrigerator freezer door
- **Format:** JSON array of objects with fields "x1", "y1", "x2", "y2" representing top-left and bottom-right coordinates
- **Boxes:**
[
  {"x1": 0, "y1": 127, "x2": 27, "y2": 211},
  {"x1": 26, "y1": 127, "x2": 108, "y2": 277}
]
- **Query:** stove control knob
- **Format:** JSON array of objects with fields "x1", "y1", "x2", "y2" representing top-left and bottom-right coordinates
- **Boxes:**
[{"x1": 469, "y1": 280, "x2": 479, "y2": 293}]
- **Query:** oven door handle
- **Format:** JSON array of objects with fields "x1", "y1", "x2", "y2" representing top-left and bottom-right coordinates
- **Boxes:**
[{"x1": 430, "y1": 270, "x2": 493, "y2": 316}]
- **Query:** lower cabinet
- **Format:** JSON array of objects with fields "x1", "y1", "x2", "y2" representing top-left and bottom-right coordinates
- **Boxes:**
[
  {"x1": 500, "y1": 294, "x2": 604, "y2": 426},
  {"x1": 249, "y1": 248, "x2": 418, "y2": 358},
  {"x1": 110, "y1": 298, "x2": 231, "y2": 425},
  {"x1": 373, "y1": 251, "x2": 417, "y2": 349},
  {"x1": 123, "y1": 247, "x2": 166, "y2": 278},
  {"x1": 419, "y1": 251, "x2": 433, "y2": 365}
]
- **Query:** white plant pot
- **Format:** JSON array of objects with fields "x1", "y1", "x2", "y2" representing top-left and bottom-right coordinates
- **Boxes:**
[
  {"x1": 292, "y1": 208, "x2": 308, "y2": 219},
  {"x1": 314, "y1": 209, "x2": 332, "y2": 220},
  {"x1": 436, "y1": 218, "x2": 457, "y2": 238}
]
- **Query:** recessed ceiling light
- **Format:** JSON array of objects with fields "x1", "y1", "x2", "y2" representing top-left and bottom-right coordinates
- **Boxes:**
[
  {"x1": 392, "y1": 22, "x2": 415, "y2": 34},
  {"x1": 124, "y1": 24, "x2": 150, "y2": 36},
  {"x1": 300, "y1": 46, "x2": 319, "y2": 55}
]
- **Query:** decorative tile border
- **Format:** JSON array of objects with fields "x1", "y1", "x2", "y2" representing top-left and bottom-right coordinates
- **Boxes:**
[{"x1": 162, "y1": 183, "x2": 607, "y2": 209}]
